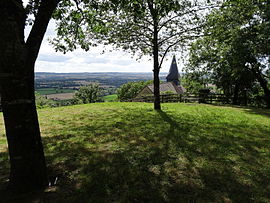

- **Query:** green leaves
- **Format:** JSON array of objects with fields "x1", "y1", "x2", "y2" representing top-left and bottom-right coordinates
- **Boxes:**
[
  {"x1": 117, "y1": 81, "x2": 152, "y2": 101},
  {"x1": 74, "y1": 84, "x2": 103, "y2": 104},
  {"x1": 187, "y1": 0, "x2": 270, "y2": 106}
]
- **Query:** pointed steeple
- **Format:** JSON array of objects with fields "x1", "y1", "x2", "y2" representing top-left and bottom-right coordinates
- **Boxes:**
[{"x1": 166, "y1": 55, "x2": 180, "y2": 85}]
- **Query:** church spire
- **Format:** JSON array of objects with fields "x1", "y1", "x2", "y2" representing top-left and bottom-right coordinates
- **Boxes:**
[{"x1": 166, "y1": 55, "x2": 180, "y2": 85}]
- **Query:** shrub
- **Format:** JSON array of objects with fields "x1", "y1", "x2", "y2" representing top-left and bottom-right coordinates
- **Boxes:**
[
  {"x1": 117, "y1": 81, "x2": 152, "y2": 101},
  {"x1": 74, "y1": 84, "x2": 103, "y2": 104}
]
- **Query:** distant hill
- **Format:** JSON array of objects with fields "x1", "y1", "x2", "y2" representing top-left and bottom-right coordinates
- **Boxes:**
[{"x1": 35, "y1": 72, "x2": 169, "y2": 90}]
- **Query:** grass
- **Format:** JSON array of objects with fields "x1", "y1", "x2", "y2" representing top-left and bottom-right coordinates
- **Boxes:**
[
  {"x1": 103, "y1": 94, "x2": 118, "y2": 102},
  {"x1": 36, "y1": 88, "x2": 75, "y2": 95},
  {"x1": 0, "y1": 102, "x2": 270, "y2": 202}
]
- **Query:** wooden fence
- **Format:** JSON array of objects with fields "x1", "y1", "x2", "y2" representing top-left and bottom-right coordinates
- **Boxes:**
[{"x1": 131, "y1": 93, "x2": 230, "y2": 104}]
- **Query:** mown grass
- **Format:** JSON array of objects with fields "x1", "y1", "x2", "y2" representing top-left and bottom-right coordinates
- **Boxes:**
[
  {"x1": 103, "y1": 94, "x2": 118, "y2": 102},
  {"x1": 0, "y1": 103, "x2": 270, "y2": 202}
]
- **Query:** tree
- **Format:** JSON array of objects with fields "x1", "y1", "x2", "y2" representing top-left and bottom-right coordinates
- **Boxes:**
[
  {"x1": 0, "y1": 0, "x2": 61, "y2": 191},
  {"x1": 52, "y1": 0, "x2": 219, "y2": 110},
  {"x1": 117, "y1": 81, "x2": 152, "y2": 101},
  {"x1": 0, "y1": 0, "x2": 102, "y2": 191},
  {"x1": 74, "y1": 84, "x2": 102, "y2": 103},
  {"x1": 187, "y1": 0, "x2": 270, "y2": 107},
  {"x1": 181, "y1": 72, "x2": 207, "y2": 94}
]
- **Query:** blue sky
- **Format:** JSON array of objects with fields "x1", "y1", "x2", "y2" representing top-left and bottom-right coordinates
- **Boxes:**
[{"x1": 26, "y1": 18, "x2": 182, "y2": 73}]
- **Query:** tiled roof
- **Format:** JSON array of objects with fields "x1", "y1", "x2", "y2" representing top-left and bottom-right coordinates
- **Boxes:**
[{"x1": 147, "y1": 82, "x2": 185, "y2": 94}]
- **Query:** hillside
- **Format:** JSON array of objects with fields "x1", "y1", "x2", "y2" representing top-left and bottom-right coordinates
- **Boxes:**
[
  {"x1": 0, "y1": 103, "x2": 270, "y2": 202},
  {"x1": 35, "y1": 72, "x2": 168, "y2": 90}
]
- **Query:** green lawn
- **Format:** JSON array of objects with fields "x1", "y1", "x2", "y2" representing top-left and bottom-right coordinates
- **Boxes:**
[
  {"x1": 103, "y1": 94, "x2": 118, "y2": 102},
  {"x1": 36, "y1": 88, "x2": 75, "y2": 95},
  {"x1": 0, "y1": 103, "x2": 270, "y2": 202}
]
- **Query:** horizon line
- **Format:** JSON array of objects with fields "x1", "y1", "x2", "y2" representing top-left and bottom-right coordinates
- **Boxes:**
[{"x1": 35, "y1": 71, "x2": 172, "y2": 74}]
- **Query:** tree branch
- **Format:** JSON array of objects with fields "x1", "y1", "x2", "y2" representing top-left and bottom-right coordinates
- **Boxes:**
[
  {"x1": 158, "y1": 34, "x2": 204, "y2": 69},
  {"x1": 158, "y1": 25, "x2": 202, "y2": 47},
  {"x1": 158, "y1": 4, "x2": 220, "y2": 32},
  {"x1": 26, "y1": 0, "x2": 59, "y2": 66}
]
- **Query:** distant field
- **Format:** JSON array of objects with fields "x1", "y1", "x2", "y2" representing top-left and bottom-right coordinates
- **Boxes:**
[
  {"x1": 36, "y1": 88, "x2": 75, "y2": 95},
  {"x1": 103, "y1": 94, "x2": 118, "y2": 102},
  {"x1": 1, "y1": 103, "x2": 270, "y2": 202},
  {"x1": 46, "y1": 93, "x2": 75, "y2": 100}
]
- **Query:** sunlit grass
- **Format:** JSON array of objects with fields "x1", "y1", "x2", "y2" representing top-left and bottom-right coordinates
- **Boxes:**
[
  {"x1": 103, "y1": 94, "x2": 118, "y2": 102},
  {"x1": 0, "y1": 103, "x2": 270, "y2": 202}
]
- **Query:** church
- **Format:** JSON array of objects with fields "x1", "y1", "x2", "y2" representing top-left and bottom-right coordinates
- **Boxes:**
[{"x1": 136, "y1": 56, "x2": 186, "y2": 98}]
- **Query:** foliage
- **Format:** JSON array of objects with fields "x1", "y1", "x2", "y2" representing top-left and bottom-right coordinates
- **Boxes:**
[
  {"x1": 74, "y1": 84, "x2": 103, "y2": 104},
  {"x1": 181, "y1": 72, "x2": 207, "y2": 94},
  {"x1": 1, "y1": 102, "x2": 270, "y2": 202},
  {"x1": 117, "y1": 81, "x2": 152, "y2": 101},
  {"x1": 186, "y1": 0, "x2": 270, "y2": 107},
  {"x1": 52, "y1": 0, "x2": 218, "y2": 55},
  {"x1": 35, "y1": 92, "x2": 57, "y2": 108}
]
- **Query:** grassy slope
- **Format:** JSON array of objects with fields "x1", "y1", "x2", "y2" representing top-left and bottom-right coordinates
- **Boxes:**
[
  {"x1": 103, "y1": 94, "x2": 118, "y2": 102},
  {"x1": 0, "y1": 103, "x2": 270, "y2": 202}
]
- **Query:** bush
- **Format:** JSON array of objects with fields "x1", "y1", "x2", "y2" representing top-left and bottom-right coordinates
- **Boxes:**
[
  {"x1": 35, "y1": 93, "x2": 57, "y2": 108},
  {"x1": 117, "y1": 81, "x2": 152, "y2": 101},
  {"x1": 74, "y1": 84, "x2": 103, "y2": 104}
]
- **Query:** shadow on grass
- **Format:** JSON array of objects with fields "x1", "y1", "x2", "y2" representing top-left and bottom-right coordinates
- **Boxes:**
[
  {"x1": 0, "y1": 151, "x2": 9, "y2": 192},
  {"x1": 1, "y1": 109, "x2": 270, "y2": 202},
  {"x1": 242, "y1": 107, "x2": 270, "y2": 118},
  {"x1": 212, "y1": 103, "x2": 270, "y2": 118}
]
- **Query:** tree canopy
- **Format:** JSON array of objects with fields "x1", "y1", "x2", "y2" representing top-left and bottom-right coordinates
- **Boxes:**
[
  {"x1": 187, "y1": 0, "x2": 270, "y2": 106},
  {"x1": 74, "y1": 84, "x2": 102, "y2": 103},
  {"x1": 117, "y1": 80, "x2": 152, "y2": 101}
]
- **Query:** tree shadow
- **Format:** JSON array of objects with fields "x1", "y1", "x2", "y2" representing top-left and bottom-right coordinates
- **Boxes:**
[
  {"x1": 0, "y1": 108, "x2": 270, "y2": 202},
  {"x1": 211, "y1": 103, "x2": 270, "y2": 118},
  {"x1": 157, "y1": 110, "x2": 270, "y2": 202},
  {"x1": 241, "y1": 107, "x2": 270, "y2": 118}
]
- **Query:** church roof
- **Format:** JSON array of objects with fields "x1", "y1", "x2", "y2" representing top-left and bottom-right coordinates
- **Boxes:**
[
  {"x1": 146, "y1": 82, "x2": 185, "y2": 94},
  {"x1": 166, "y1": 55, "x2": 180, "y2": 85}
]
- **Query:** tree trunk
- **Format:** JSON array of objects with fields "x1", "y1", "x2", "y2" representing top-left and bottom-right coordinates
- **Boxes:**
[
  {"x1": 0, "y1": 0, "x2": 59, "y2": 191},
  {"x1": 153, "y1": 20, "x2": 161, "y2": 110},
  {"x1": 232, "y1": 83, "x2": 239, "y2": 105},
  {"x1": 1, "y1": 72, "x2": 48, "y2": 191},
  {"x1": 257, "y1": 75, "x2": 270, "y2": 108},
  {"x1": 252, "y1": 68, "x2": 270, "y2": 108}
]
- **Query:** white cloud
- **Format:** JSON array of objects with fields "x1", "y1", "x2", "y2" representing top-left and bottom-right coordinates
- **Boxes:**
[{"x1": 26, "y1": 19, "x2": 182, "y2": 73}]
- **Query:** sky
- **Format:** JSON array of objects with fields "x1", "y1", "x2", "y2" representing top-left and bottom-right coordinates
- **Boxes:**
[{"x1": 24, "y1": 5, "x2": 183, "y2": 73}]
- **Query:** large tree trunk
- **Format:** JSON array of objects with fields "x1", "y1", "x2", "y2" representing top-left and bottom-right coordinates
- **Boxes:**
[
  {"x1": 0, "y1": 0, "x2": 59, "y2": 191},
  {"x1": 153, "y1": 20, "x2": 161, "y2": 110},
  {"x1": 1, "y1": 71, "x2": 48, "y2": 191}
]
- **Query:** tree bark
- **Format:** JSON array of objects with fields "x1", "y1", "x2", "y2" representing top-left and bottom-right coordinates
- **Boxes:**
[
  {"x1": 152, "y1": 15, "x2": 161, "y2": 110},
  {"x1": 1, "y1": 73, "x2": 48, "y2": 191},
  {"x1": 0, "y1": 0, "x2": 59, "y2": 191},
  {"x1": 232, "y1": 83, "x2": 239, "y2": 105},
  {"x1": 253, "y1": 69, "x2": 270, "y2": 108}
]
